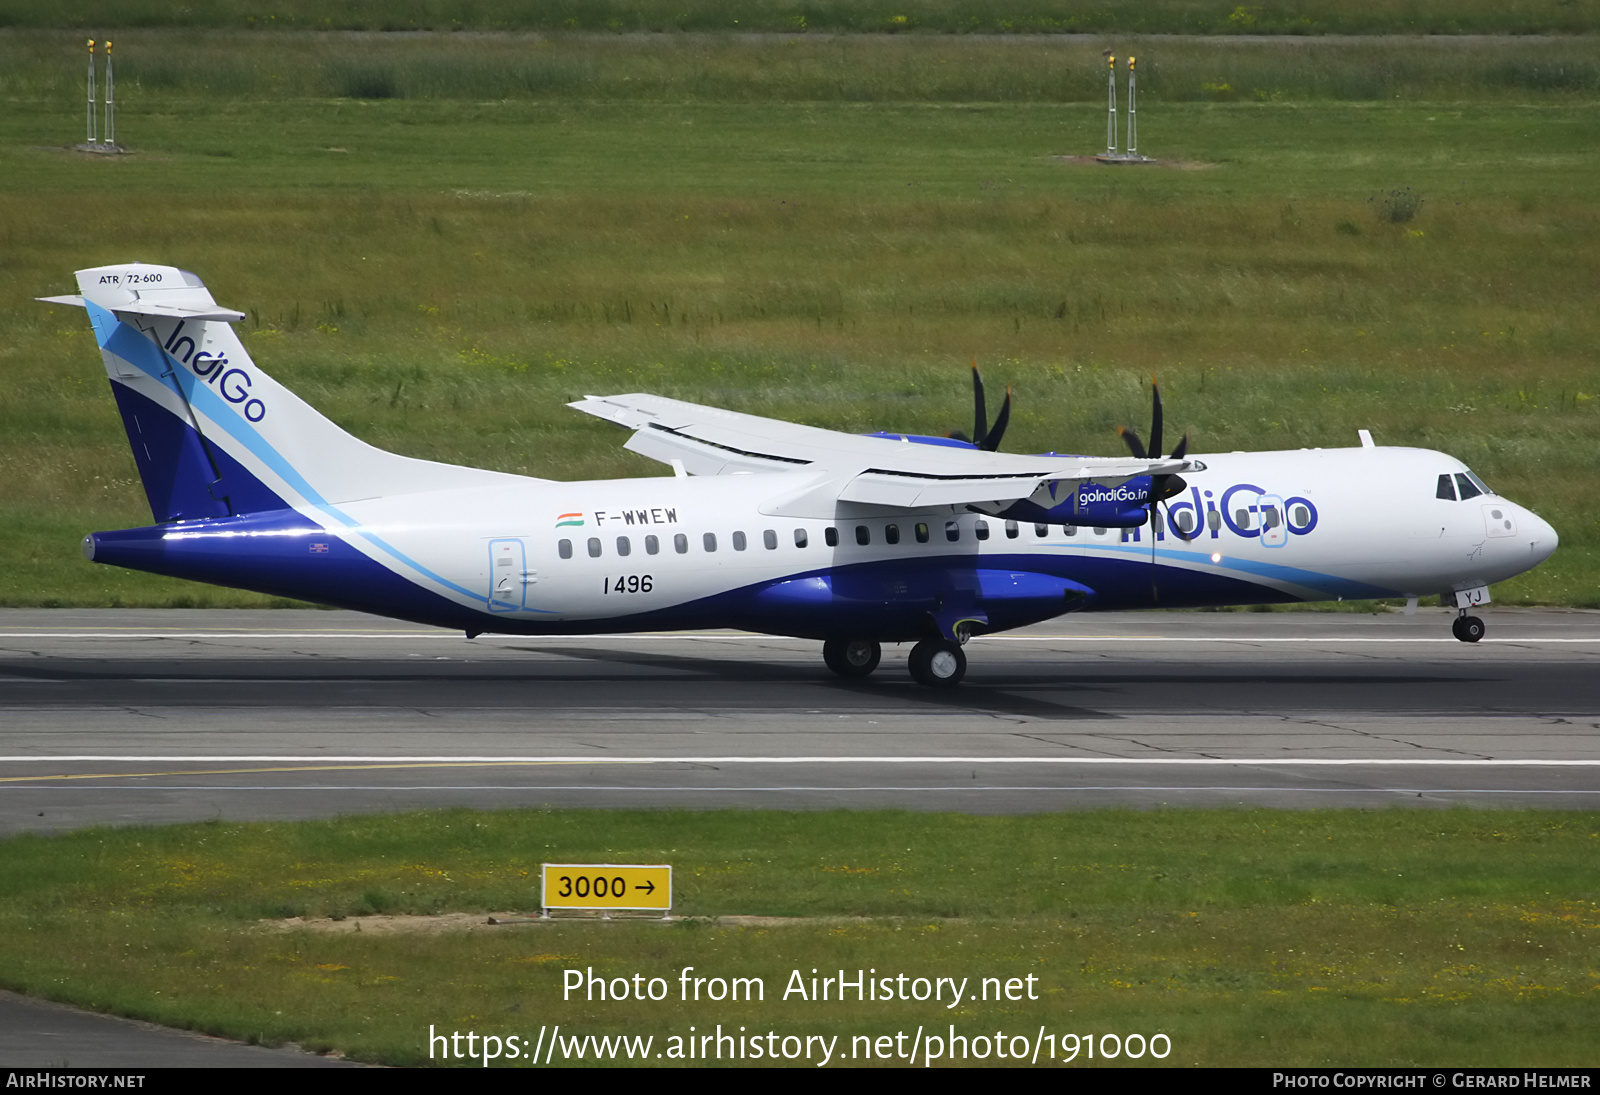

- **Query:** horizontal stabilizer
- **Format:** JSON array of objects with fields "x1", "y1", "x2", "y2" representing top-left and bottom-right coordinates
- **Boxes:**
[{"x1": 38, "y1": 295, "x2": 246, "y2": 322}]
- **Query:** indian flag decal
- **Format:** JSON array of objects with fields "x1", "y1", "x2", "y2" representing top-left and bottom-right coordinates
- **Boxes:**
[{"x1": 555, "y1": 512, "x2": 584, "y2": 528}]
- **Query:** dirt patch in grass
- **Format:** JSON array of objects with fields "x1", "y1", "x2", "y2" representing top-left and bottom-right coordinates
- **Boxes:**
[
  {"x1": 1052, "y1": 154, "x2": 1217, "y2": 169},
  {"x1": 260, "y1": 912, "x2": 879, "y2": 933}
]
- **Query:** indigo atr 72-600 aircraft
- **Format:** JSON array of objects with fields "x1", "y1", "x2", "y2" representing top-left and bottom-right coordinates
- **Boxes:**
[{"x1": 42, "y1": 263, "x2": 1558, "y2": 687}]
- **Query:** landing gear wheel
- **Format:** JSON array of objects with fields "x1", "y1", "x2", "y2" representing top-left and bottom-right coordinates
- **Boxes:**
[
  {"x1": 908, "y1": 639, "x2": 966, "y2": 688},
  {"x1": 823, "y1": 638, "x2": 881, "y2": 678},
  {"x1": 1452, "y1": 615, "x2": 1485, "y2": 643}
]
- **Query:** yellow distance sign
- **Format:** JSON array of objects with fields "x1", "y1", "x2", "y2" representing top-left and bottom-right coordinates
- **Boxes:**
[{"x1": 541, "y1": 863, "x2": 672, "y2": 913}]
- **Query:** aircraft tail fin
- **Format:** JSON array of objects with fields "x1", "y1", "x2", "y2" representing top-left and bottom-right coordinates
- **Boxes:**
[{"x1": 43, "y1": 263, "x2": 530, "y2": 524}]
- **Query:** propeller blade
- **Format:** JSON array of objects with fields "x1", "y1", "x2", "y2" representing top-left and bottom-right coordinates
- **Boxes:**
[
  {"x1": 971, "y1": 361, "x2": 988, "y2": 448},
  {"x1": 1148, "y1": 377, "x2": 1164, "y2": 462},
  {"x1": 1170, "y1": 431, "x2": 1189, "y2": 462},
  {"x1": 1117, "y1": 426, "x2": 1147, "y2": 460},
  {"x1": 981, "y1": 387, "x2": 1012, "y2": 452}
]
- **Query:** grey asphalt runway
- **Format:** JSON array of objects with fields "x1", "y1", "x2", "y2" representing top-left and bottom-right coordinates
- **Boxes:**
[
  {"x1": 0, "y1": 990, "x2": 363, "y2": 1068},
  {"x1": 3, "y1": 606, "x2": 1597, "y2": 830}
]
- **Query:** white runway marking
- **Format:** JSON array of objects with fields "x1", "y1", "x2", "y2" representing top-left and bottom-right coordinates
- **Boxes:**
[
  {"x1": 4, "y1": 755, "x2": 1599, "y2": 766},
  {"x1": 2, "y1": 786, "x2": 1596, "y2": 795},
  {"x1": 1, "y1": 631, "x2": 1597, "y2": 643}
]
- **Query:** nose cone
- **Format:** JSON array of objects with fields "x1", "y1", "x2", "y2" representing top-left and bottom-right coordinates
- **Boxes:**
[{"x1": 1519, "y1": 506, "x2": 1559, "y2": 568}]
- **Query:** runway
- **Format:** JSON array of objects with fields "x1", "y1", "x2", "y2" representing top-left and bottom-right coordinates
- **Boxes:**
[{"x1": 1, "y1": 607, "x2": 1597, "y2": 831}]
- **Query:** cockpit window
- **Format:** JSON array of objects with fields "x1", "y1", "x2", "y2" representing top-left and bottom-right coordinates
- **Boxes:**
[
  {"x1": 1464, "y1": 470, "x2": 1493, "y2": 496},
  {"x1": 1454, "y1": 473, "x2": 1483, "y2": 501},
  {"x1": 1436, "y1": 474, "x2": 1457, "y2": 501}
]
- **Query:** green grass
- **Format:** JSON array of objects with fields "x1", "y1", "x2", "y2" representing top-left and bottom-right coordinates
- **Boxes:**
[
  {"x1": 0, "y1": 808, "x2": 1594, "y2": 1066},
  {"x1": 0, "y1": 33, "x2": 1596, "y2": 607},
  {"x1": 4, "y1": 0, "x2": 1600, "y2": 35},
  {"x1": 6, "y1": 30, "x2": 1600, "y2": 103}
]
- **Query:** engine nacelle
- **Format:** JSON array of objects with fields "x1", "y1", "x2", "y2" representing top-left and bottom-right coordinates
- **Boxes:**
[{"x1": 1002, "y1": 478, "x2": 1152, "y2": 528}]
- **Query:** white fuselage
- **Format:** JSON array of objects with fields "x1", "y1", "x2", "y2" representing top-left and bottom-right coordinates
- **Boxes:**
[{"x1": 312, "y1": 444, "x2": 1555, "y2": 634}]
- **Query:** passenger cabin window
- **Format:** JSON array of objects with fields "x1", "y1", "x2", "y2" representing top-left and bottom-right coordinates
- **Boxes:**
[
  {"x1": 1292, "y1": 505, "x2": 1309, "y2": 527},
  {"x1": 645, "y1": 535, "x2": 660, "y2": 555},
  {"x1": 1065, "y1": 525, "x2": 1077, "y2": 537},
  {"x1": 825, "y1": 527, "x2": 839, "y2": 547},
  {"x1": 764, "y1": 530, "x2": 778, "y2": 550},
  {"x1": 945, "y1": 521, "x2": 961, "y2": 542},
  {"x1": 1035, "y1": 524, "x2": 1048, "y2": 537},
  {"x1": 915, "y1": 523, "x2": 930, "y2": 544},
  {"x1": 794, "y1": 528, "x2": 808, "y2": 548},
  {"x1": 587, "y1": 537, "x2": 602, "y2": 558},
  {"x1": 1207, "y1": 510, "x2": 1222, "y2": 532},
  {"x1": 732, "y1": 531, "x2": 747, "y2": 551},
  {"x1": 616, "y1": 536, "x2": 631, "y2": 556},
  {"x1": 855, "y1": 525, "x2": 871, "y2": 546},
  {"x1": 885, "y1": 524, "x2": 900, "y2": 545},
  {"x1": 1174, "y1": 511, "x2": 1196, "y2": 534},
  {"x1": 1234, "y1": 509, "x2": 1251, "y2": 530},
  {"x1": 1005, "y1": 520, "x2": 1019, "y2": 539},
  {"x1": 1262, "y1": 508, "x2": 1280, "y2": 529},
  {"x1": 674, "y1": 533, "x2": 688, "y2": 554},
  {"x1": 975, "y1": 520, "x2": 990, "y2": 541},
  {"x1": 1437, "y1": 474, "x2": 1457, "y2": 501},
  {"x1": 703, "y1": 532, "x2": 718, "y2": 552},
  {"x1": 558, "y1": 539, "x2": 573, "y2": 559}
]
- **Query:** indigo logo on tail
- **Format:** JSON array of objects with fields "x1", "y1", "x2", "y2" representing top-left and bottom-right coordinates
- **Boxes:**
[{"x1": 163, "y1": 320, "x2": 267, "y2": 423}]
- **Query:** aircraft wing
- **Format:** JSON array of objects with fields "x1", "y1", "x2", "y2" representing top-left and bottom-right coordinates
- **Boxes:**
[{"x1": 569, "y1": 392, "x2": 1189, "y2": 512}]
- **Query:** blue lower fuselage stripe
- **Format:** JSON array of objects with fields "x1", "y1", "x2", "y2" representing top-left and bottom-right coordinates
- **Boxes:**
[{"x1": 87, "y1": 510, "x2": 1388, "y2": 638}]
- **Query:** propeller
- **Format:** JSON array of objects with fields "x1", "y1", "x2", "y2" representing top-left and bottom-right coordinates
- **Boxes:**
[
  {"x1": 1117, "y1": 377, "x2": 1189, "y2": 505},
  {"x1": 955, "y1": 360, "x2": 1012, "y2": 451},
  {"x1": 1118, "y1": 377, "x2": 1192, "y2": 602}
]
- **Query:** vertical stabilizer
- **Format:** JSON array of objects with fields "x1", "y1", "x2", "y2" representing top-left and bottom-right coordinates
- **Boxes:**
[{"x1": 42, "y1": 263, "x2": 531, "y2": 524}]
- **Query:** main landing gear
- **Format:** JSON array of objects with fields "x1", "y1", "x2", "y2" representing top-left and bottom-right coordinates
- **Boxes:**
[
  {"x1": 820, "y1": 636, "x2": 967, "y2": 687},
  {"x1": 908, "y1": 639, "x2": 966, "y2": 688},
  {"x1": 822, "y1": 638, "x2": 881, "y2": 678},
  {"x1": 1451, "y1": 613, "x2": 1485, "y2": 643}
]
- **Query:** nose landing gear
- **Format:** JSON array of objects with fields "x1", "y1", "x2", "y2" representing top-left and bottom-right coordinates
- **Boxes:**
[{"x1": 1451, "y1": 613, "x2": 1485, "y2": 643}]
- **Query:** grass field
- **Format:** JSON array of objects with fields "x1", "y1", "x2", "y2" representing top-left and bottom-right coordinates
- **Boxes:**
[
  {"x1": 1, "y1": 31, "x2": 1596, "y2": 608},
  {"x1": 4, "y1": 0, "x2": 1599, "y2": 35},
  {"x1": 0, "y1": 808, "x2": 1594, "y2": 1067}
]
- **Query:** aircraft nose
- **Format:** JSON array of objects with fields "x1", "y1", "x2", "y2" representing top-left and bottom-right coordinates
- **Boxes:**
[{"x1": 1519, "y1": 506, "x2": 1559, "y2": 566}]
